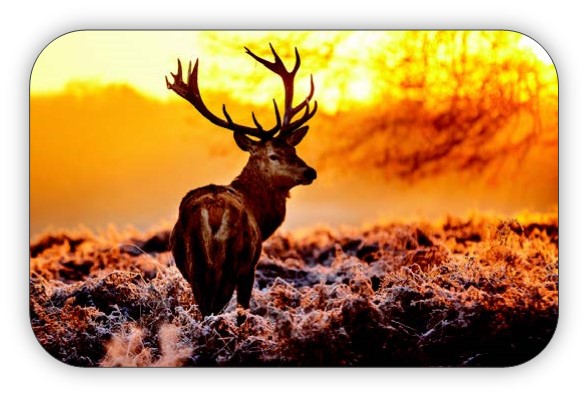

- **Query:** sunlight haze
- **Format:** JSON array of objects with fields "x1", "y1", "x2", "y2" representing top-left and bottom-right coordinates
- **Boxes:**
[{"x1": 30, "y1": 31, "x2": 558, "y2": 236}]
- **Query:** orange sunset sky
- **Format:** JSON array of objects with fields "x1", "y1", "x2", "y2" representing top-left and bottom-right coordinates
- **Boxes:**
[{"x1": 30, "y1": 31, "x2": 558, "y2": 238}]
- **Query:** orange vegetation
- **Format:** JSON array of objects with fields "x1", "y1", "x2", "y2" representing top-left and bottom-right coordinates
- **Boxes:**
[{"x1": 30, "y1": 213, "x2": 557, "y2": 366}]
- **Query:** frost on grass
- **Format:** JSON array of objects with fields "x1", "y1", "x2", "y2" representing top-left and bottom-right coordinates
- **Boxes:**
[{"x1": 29, "y1": 214, "x2": 558, "y2": 366}]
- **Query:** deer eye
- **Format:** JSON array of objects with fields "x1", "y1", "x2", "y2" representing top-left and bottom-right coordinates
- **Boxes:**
[{"x1": 269, "y1": 154, "x2": 280, "y2": 161}]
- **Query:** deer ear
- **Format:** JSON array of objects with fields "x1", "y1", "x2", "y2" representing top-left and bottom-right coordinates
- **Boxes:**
[
  {"x1": 285, "y1": 126, "x2": 309, "y2": 147},
  {"x1": 233, "y1": 132, "x2": 258, "y2": 152}
]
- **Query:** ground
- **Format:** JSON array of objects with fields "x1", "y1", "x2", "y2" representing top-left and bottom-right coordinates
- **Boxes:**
[{"x1": 29, "y1": 213, "x2": 558, "y2": 367}]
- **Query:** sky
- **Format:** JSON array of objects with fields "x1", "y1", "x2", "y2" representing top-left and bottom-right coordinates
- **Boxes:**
[{"x1": 32, "y1": 31, "x2": 552, "y2": 104}]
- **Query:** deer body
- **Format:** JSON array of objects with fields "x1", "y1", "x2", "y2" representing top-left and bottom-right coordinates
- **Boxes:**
[
  {"x1": 167, "y1": 45, "x2": 317, "y2": 316},
  {"x1": 170, "y1": 184, "x2": 262, "y2": 316}
]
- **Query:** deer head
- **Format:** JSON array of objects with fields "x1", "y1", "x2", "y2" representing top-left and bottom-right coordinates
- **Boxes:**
[{"x1": 165, "y1": 44, "x2": 317, "y2": 189}]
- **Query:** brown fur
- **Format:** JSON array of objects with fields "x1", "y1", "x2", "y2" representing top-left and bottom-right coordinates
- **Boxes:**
[
  {"x1": 170, "y1": 139, "x2": 316, "y2": 316},
  {"x1": 171, "y1": 185, "x2": 260, "y2": 315}
]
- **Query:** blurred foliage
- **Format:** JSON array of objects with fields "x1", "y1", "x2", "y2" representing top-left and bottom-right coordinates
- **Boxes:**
[{"x1": 197, "y1": 31, "x2": 557, "y2": 180}]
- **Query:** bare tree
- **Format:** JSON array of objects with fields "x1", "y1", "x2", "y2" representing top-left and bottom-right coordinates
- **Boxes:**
[{"x1": 327, "y1": 31, "x2": 556, "y2": 180}]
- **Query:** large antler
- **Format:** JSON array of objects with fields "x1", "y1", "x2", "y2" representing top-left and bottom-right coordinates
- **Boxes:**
[
  {"x1": 166, "y1": 44, "x2": 317, "y2": 141},
  {"x1": 166, "y1": 59, "x2": 282, "y2": 140},
  {"x1": 245, "y1": 44, "x2": 317, "y2": 138}
]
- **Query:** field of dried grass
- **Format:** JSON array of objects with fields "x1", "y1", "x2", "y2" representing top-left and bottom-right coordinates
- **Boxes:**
[{"x1": 29, "y1": 213, "x2": 558, "y2": 367}]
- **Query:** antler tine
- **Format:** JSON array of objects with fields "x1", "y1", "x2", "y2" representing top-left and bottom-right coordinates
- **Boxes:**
[
  {"x1": 291, "y1": 47, "x2": 301, "y2": 75},
  {"x1": 176, "y1": 58, "x2": 183, "y2": 78},
  {"x1": 245, "y1": 44, "x2": 286, "y2": 74},
  {"x1": 283, "y1": 100, "x2": 318, "y2": 134},
  {"x1": 251, "y1": 112, "x2": 263, "y2": 131},
  {"x1": 269, "y1": 43, "x2": 286, "y2": 71},
  {"x1": 221, "y1": 104, "x2": 234, "y2": 124},
  {"x1": 165, "y1": 59, "x2": 186, "y2": 97},
  {"x1": 272, "y1": 98, "x2": 281, "y2": 128},
  {"x1": 167, "y1": 58, "x2": 281, "y2": 140},
  {"x1": 289, "y1": 74, "x2": 315, "y2": 117}
]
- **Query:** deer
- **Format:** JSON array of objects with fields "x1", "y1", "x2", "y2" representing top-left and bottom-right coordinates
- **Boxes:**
[{"x1": 166, "y1": 44, "x2": 318, "y2": 318}]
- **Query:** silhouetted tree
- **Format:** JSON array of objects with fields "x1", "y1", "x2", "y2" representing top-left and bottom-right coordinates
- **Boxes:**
[{"x1": 327, "y1": 31, "x2": 557, "y2": 179}]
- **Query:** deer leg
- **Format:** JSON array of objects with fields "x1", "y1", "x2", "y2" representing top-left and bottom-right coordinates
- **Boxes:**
[
  {"x1": 237, "y1": 271, "x2": 255, "y2": 310},
  {"x1": 236, "y1": 270, "x2": 255, "y2": 325},
  {"x1": 211, "y1": 276, "x2": 237, "y2": 315},
  {"x1": 194, "y1": 263, "x2": 222, "y2": 317},
  {"x1": 195, "y1": 289, "x2": 213, "y2": 317}
]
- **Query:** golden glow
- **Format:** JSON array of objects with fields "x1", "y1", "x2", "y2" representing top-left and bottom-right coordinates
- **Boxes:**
[
  {"x1": 32, "y1": 31, "x2": 206, "y2": 99},
  {"x1": 518, "y1": 34, "x2": 553, "y2": 65},
  {"x1": 32, "y1": 31, "x2": 556, "y2": 114},
  {"x1": 30, "y1": 31, "x2": 558, "y2": 236},
  {"x1": 348, "y1": 77, "x2": 373, "y2": 102}
]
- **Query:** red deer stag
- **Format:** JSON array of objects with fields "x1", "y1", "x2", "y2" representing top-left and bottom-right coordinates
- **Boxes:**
[{"x1": 167, "y1": 44, "x2": 317, "y2": 317}]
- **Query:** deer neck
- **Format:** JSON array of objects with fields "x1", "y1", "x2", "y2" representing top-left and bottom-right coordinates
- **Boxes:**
[{"x1": 230, "y1": 162, "x2": 289, "y2": 241}]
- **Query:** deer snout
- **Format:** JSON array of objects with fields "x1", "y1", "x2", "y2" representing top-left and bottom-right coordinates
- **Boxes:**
[{"x1": 302, "y1": 167, "x2": 317, "y2": 184}]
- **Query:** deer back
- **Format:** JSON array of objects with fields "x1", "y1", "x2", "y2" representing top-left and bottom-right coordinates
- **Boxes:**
[{"x1": 170, "y1": 185, "x2": 262, "y2": 286}]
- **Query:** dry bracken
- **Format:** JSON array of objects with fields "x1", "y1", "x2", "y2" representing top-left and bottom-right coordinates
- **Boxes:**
[{"x1": 30, "y1": 213, "x2": 558, "y2": 367}]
